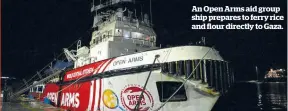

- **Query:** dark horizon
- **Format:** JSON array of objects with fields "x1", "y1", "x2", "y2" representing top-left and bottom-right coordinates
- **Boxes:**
[{"x1": 2, "y1": 0, "x2": 287, "y2": 83}]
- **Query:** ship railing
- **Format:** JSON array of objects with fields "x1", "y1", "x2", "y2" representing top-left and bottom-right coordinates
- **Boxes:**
[
  {"x1": 15, "y1": 66, "x2": 61, "y2": 92},
  {"x1": 14, "y1": 69, "x2": 62, "y2": 94},
  {"x1": 10, "y1": 69, "x2": 65, "y2": 100},
  {"x1": 92, "y1": 0, "x2": 133, "y2": 12},
  {"x1": 13, "y1": 38, "x2": 81, "y2": 97},
  {"x1": 115, "y1": 16, "x2": 153, "y2": 28},
  {"x1": 113, "y1": 36, "x2": 155, "y2": 42},
  {"x1": 112, "y1": 36, "x2": 155, "y2": 47},
  {"x1": 96, "y1": 14, "x2": 153, "y2": 30}
]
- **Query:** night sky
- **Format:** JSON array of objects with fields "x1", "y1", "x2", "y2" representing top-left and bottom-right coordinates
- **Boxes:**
[{"x1": 2, "y1": 0, "x2": 287, "y2": 83}]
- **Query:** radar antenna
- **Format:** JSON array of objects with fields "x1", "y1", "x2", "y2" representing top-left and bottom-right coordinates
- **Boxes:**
[{"x1": 150, "y1": 0, "x2": 153, "y2": 24}]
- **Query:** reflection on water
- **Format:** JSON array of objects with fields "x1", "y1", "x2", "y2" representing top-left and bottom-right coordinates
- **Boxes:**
[
  {"x1": 212, "y1": 82, "x2": 287, "y2": 111},
  {"x1": 259, "y1": 82, "x2": 287, "y2": 110}
]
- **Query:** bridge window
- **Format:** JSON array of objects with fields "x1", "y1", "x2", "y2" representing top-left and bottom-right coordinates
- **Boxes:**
[
  {"x1": 156, "y1": 81, "x2": 187, "y2": 102},
  {"x1": 131, "y1": 32, "x2": 143, "y2": 39},
  {"x1": 123, "y1": 30, "x2": 130, "y2": 39}
]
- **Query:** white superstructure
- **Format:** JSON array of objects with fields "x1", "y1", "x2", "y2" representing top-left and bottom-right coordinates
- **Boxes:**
[{"x1": 63, "y1": 0, "x2": 157, "y2": 68}]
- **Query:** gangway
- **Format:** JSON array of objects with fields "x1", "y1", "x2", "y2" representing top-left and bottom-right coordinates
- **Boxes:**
[
  {"x1": 9, "y1": 68, "x2": 65, "y2": 100},
  {"x1": 8, "y1": 37, "x2": 81, "y2": 101}
]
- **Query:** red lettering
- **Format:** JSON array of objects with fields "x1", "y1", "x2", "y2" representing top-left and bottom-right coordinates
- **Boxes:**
[
  {"x1": 127, "y1": 95, "x2": 131, "y2": 100},
  {"x1": 132, "y1": 95, "x2": 136, "y2": 100},
  {"x1": 141, "y1": 100, "x2": 146, "y2": 105},
  {"x1": 126, "y1": 94, "x2": 147, "y2": 106},
  {"x1": 127, "y1": 100, "x2": 147, "y2": 106}
]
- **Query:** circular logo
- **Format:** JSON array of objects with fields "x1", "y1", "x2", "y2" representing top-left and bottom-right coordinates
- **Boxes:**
[
  {"x1": 120, "y1": 84, "x2": 154, "y2": 111},
  {"x1": 102, "y1": 89, "x2": 125, "y2": 111},
  {"x1": 103, "y1": 89, "x2": 118, "y2": 109}
]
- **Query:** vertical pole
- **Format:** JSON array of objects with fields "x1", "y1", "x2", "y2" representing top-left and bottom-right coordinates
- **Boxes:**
[
  {"x1": 4, "y1": 79, "x2": 7, "y2": 102},
  {"x1": 149, "y1": 0, "x2": 153, "y2": 24},
  {"x1": 255, "y1": 66, "x2": 259, "y2": 82},
  {"x1": 203, "y1": 60, "x2": 207, "y2": 83}
]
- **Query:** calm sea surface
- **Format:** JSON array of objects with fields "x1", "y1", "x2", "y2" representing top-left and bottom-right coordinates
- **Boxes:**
[{"x1": 212, "y1": 82, "x2": 287, "y2": 111}]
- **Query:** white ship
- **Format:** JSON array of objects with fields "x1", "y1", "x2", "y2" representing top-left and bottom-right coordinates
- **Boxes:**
[{"x1": 22, "y1": 0, "x2": 235, "y2": 111}]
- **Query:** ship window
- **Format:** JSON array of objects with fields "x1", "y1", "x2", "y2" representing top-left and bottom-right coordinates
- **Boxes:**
[
  {"x1": 123, "y1": 30, "x2": 130, "y2": 39},
  {"x1": 103, "y1": 35, "x2": 106, "y2": 41},
  {"x1": 108, "y1": 30, "x2": 112, "y2": 38},
  {"x1": 38, "y1": 86, "x2": 43, "y2": 92},
  {"x1": 100, "y1": 36, "x2": 103, "y2": 42},
  {"x1": 33, "y1": 87, "x2": 37, "y2": 92},
  {"x1": 117, "y1": 17, "x2": 121, "y2": 21},
  {"x1": 95, "y1": 37, "x2": 99, "y2": 44},
  {"x1": 115, "y1": 29, "x2": 122, "y2": 36},
  {"x1": 156, "y1": 81, "x2": 187, "y2": 102},
  {"x1": 131, "y1": 32, "x2": 143, "y2": 39},
  {"x1": 150, "y1": 36, "x2": 155, "y2": 42}
]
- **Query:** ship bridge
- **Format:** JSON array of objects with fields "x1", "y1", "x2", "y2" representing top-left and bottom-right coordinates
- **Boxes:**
[{"x1": 71, "y1": 0, "x2": 158, "y2": 68}]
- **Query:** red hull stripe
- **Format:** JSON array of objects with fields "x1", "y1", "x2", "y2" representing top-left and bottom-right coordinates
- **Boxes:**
[
  {"x1": 88, "y1": 80, "x2": 94, "y2": 111},
  {"x1": 97, "y1": 79, "x2": 102, "y2": 111},
  {"x1": 91, "y1": 61, "x2": 107, "y2": 111},
  {"x1": 91, "y1": 80, "x2": 96, "y2": 111},
  {"x1": 97, "y1": 58, "x2": 116, "y2": 111}
]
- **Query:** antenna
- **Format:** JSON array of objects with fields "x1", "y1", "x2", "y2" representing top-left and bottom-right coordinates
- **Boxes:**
[
  {"x1": 141, "y1": 5, "x2": 143, "y2": 21},
  {"x1": 92, "y1": 0, "x2": 94, "y2": 6},
  {"x1": 149, "y1": 0, "x2": 153, "y2": 24},
  {"x1": 202, "y1": 37, "x2": 206, "y2": 45},
  {"x1": 134, "y1": 9, "x2": 137, "y2": 18}
]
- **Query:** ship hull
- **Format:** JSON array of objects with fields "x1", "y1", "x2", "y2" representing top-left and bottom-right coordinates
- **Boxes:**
[
  {"x1": 39, "y1": 46, "x2": 231, "y2": 111},
  {"x1": 42, "y1": 69, "x2": 219, "y2": 111}
]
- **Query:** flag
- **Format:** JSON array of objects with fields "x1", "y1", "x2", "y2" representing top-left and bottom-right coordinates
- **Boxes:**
[{"x1": 145, "y1": 36, "x2": 150, "y2": 40}]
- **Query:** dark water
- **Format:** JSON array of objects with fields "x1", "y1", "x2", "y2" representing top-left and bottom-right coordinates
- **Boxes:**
[{"x1": 212, "y1": 82, "x2": 287, "y2": 111}]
